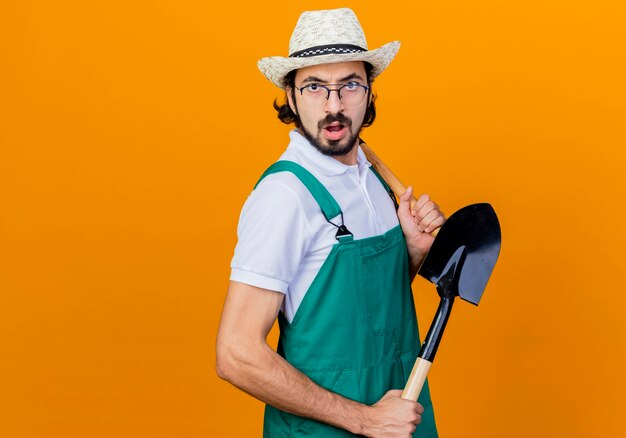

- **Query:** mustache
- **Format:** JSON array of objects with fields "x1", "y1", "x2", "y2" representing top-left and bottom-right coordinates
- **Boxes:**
[{"x1": 318, "y1": 113, "x2": 352, "y2": 130}]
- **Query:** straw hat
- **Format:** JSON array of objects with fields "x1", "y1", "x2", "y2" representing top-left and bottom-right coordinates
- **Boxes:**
[{"x1": 257, "y1": 8, "x2": 400, "y2": 89}]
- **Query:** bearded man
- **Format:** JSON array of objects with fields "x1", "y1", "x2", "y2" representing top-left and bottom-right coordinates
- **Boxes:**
[{"x1": 217, "y1": 8, "x2": 443, "y2": 437}]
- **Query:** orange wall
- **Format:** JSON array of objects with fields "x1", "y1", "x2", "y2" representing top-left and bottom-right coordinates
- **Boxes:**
[{"x1": 1, "y1": 1, "x2": 625, "y2": 436}]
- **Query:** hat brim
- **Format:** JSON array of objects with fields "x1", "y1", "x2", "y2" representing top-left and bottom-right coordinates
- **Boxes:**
[{"x1": 257, "y1": 41, "x2": 400, "y2": 89}]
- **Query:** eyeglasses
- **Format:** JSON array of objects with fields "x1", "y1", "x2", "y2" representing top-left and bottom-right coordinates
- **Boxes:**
[{"x1": 294, "y1": 81, "x2": 370, "y2": 108}]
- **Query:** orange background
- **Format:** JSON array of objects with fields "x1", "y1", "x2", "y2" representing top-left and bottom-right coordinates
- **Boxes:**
[{"x1": 1, "y1": 1, "x2": 625, "y2": 437}]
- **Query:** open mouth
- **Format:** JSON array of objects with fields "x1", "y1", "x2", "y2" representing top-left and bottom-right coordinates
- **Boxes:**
[
  {"x1": 326, "y1": 124, "x2": 344, "y2": 132},
  {"x1": 323, "y1": 123, "x2": 347, "y2": 140}
]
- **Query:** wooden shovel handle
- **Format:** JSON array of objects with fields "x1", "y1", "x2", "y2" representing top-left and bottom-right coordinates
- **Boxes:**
[
  {"x1": 360, "y1": 141, "x2": 439, "y2": 237},
  {"x1": 401, "y1": 357, "x2": 432, "y2": 401},
  {"x1": 360, "y1": 141, "x2": 413, "y2": 207}
]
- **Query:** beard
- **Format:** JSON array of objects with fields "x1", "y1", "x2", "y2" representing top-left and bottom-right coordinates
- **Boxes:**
[{"x1": 298, "y1": 112, "x2": 361, "y2": 157}]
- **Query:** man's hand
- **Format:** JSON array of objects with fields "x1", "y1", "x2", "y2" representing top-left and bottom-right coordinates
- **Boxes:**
[
  {"x1": 397, "y1": 186, "x2": 445, "y2": 277},
  {"x1": 361, "y1": 390, "x2": 424, "y2": 437}
]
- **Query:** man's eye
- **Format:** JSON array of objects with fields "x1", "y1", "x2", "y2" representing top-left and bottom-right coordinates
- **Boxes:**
[
  {"x1": 345, "y1": 81, "x2": 359, "y2": 90},
  {"x1": 307, "y1": 84, "x2": 320, "y2": 92}
]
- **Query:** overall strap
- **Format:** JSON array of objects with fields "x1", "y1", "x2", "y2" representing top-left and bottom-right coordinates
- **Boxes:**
[
  {"x1": 369, "y1": 166, "x2": 399, "y2": 210},
  {"x1": 255, "y1": 161, "x2": 352, "y2": 240}
]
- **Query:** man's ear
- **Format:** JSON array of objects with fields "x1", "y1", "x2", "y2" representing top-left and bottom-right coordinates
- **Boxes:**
[{"x1": 286, "y1": 86, "x2": 297, "y2": 115}]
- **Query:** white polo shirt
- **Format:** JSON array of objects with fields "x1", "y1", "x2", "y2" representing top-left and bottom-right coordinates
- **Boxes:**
[{"x1": 230, "y1": 130, "x2": 400, "y2": 323}]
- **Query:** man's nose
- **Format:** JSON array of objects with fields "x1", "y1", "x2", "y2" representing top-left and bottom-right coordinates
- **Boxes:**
[{"x1": 325, "y1": 89, "x2": 344, "y2": 113}]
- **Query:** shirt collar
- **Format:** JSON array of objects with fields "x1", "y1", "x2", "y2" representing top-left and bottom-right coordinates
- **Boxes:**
[{"x1": 287, "y1": 129, "x2": 371, "y2": 177}]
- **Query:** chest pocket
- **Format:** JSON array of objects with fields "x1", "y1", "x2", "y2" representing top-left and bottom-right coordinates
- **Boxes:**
[{"x1": 360, "y1": 234, "x2": 413, "y2": 335}]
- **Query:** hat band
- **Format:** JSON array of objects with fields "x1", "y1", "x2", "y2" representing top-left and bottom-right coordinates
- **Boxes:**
[{"x1": 289, "y1": 44, "x2": 367, "y2": 58}]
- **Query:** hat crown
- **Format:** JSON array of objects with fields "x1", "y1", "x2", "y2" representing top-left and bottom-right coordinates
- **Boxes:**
[{"x1": 288, "y1": 8, "x2": 368, "y2": 56}]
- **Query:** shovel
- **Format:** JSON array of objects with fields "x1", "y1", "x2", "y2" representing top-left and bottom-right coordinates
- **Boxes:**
[{"x1": 360, "y1": 141, "x2": 502, "y2": 401}]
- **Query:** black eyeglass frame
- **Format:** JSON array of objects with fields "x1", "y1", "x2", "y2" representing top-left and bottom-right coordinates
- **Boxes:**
[{"x1": 294, "y1": 82, "x2": 370, "y2": 103}]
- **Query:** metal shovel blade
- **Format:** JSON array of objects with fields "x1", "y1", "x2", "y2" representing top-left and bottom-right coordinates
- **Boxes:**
[{"x1": 418, "y1": 203, "x2": 501, "y2": 305}]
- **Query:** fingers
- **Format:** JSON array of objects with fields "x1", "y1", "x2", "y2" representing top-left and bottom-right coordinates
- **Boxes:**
[
  {"x1": 399, "y1": 186, "x2": 413, "y2": 203},
  {"x1": 398, "y1": 186, "x2": 413, "y2": 218},
  {"x1": 413, "y1": 194, "x2": 445, "y2": 233},
  {"x1": 384, "y1": 390, "x2": 424, "y2": 417},
  {"x1": 412, "y1": 402, "x2": 423, "y2": 426},
  {"x1": 420, "y1": 210, "x2": 445, "y2": 233},
  {"x1": 413, "y1": 193, "x2": 429, "y2": 213},
  {"x1": 408, "y1": 401, "x2": 423, "y2": 427},
  {"x1": 397, "y1": 187, "x2": 417, "y2": 231},
  {"x1": 369, "y1": 391, "x2": 424, "y2": 436},
  {"x1": 416, "y1": 402, "x2": 424, "y2": 415},
  {"x1": 389, "y1": 395, "x2": 424, "y2": 427}
]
